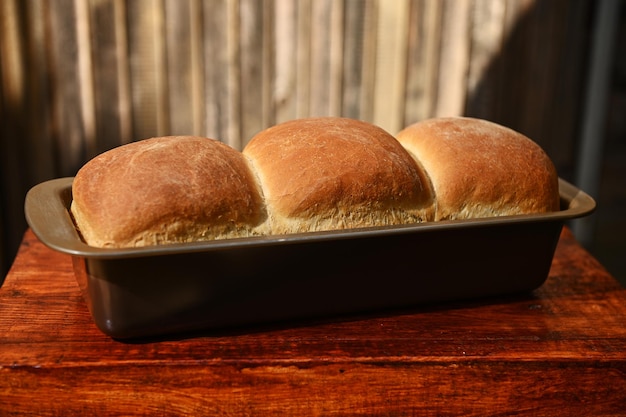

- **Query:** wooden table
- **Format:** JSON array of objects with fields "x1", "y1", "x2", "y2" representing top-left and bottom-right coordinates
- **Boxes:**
[{"x1": 1, "y1": 228, "x2": 626, "y2": 416}]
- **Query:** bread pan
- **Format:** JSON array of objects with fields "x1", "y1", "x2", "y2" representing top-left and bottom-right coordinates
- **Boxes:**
[{"x1": 25, "y1": 177, "x2": 595, "y2": 339}]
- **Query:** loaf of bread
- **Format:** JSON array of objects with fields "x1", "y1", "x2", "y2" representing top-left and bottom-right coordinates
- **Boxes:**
[{"x1": 70, "y1": 117, "x2": 559, "y2": 248}]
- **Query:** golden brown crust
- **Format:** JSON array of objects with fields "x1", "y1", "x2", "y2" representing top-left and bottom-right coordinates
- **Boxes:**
[
  {"x1": 396, "y1": 117, "x2": 560, "y2": 221},
  {"x1": 243, "y1": 117, "x2": 435, "y2": 234},
  {"x1": 70, "y1": 136, "x2": 266, "y2": 248}
]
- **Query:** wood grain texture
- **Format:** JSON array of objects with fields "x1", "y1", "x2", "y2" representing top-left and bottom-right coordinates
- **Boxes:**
[
  {"x1": 202, "y1": 0, "x2": 231, "y2": 144},
  {"x1": 164, "y1": 0, "x2": 199, "y2": 136},
  {"x1": 372, "y1": 0, "x2": 409, "y2": 134},
  {"x1": 126, "y1": 0, "x2": 168, "y2": 139},
  {"x1": 341, "y1": 0, "x2": 367, "y2": 120},
  {"x1": 239, "y1": 0, "x2": 269, "y2": 144},
  {"x1": 294, "y1": 0, "x2": 311, "y2": 119},
  {"x1": 88, "y1": 0, "x2": 132, "y2": 150},
  {"x1": 404, "y1": 0, "x2": 442, "y2": 126},
  {"x1": 273, "y1": 0, "x2": 298, "y2": 124},
  {"x1": 47, "y1": 0, "x2": 89, "y2": 175},
  {"x1": 434, "y1": 0, "x2": 471, "y2": 118},
  {"x1": 1, "y1": 228, "x2": 626, "y2": 416}
]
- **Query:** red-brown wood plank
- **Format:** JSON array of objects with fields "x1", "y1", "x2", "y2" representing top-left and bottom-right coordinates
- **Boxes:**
[{"x1": 1, "y1": 228, "x2": 626, "y2": 416}]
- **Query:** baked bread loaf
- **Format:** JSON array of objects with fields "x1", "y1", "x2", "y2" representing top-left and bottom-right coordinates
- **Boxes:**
[
  {"x1": 70, "y1": 117, "x2": 560, "y2": 248},
  {"x1": 70, "y1": 136, "x2": 266, "y2": 248},
  {"x1": 242, "y1": 117, "x2": 434, "y2": 234},
  {"x1": 396, "y1": 117, "x2": 560, "y2": 221}
]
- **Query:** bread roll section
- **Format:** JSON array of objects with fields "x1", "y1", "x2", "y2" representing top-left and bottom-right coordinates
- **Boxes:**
[
  {"x1": 70, "y1": 117, "x2": 560, "y2": 248},
  {"x1": 70, "y1": 136, "x2": 266, "y2": 248},
  {"x1": 396, "y1": 117, "x2": 560, "y2": 221},
  {"x1": 243, "y1": 117, "x2": 434, "y2": 234}
]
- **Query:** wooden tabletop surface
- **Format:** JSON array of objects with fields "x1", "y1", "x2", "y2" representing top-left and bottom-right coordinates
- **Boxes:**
[{"x1": 1, "y1": 228, "x2": 626, "y2": 416}]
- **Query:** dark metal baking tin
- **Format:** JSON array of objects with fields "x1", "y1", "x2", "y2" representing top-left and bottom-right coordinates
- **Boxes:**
[{"x1": 25, "y1": 177, "x2": 595, "y2": 339}]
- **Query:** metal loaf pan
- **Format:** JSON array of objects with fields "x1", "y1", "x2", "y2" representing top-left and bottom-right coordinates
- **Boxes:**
[{"x1": 25, "y1": 177, "x2": 595, "y2": 339}]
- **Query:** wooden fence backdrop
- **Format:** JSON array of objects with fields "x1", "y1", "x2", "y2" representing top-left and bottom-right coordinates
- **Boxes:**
[{"x1": 0, "y1": 0, "x2": 592, "y2": 278}]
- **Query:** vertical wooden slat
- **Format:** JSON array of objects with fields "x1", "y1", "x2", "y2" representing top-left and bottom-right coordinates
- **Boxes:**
[
  {"x1": 5, "y1": 0, "x2": 56, "y2": 269},
  {"x1": 273, "y1": 0, "x2": 298, "y2": 124},
  {"x1": 496, "y1": 0, "x2": 534, "y2": 129},
  {"x1": 328, "y1": 0, "x2": 344, "y2": 116},
  {"x1": 164, "y1": 0, "x2": 196, "y2": 136},
  {"x1": 309, "y1": 0, "x2": 332, "y2": 116},
  {"x1": 189, "y1": 0, "x2": 204, "y2": 137},
  {"x1": 0, "y1": 0, "x2": 25, "y2": 186},
  {"x1": 547, "y1": 0, "x2": 591, "y2": 174},
  {"x1": 342, "y1": 0, "x2": 367, "y2": 120},
  {"x1": 359, "y1": 0, "x2": 378, "y2": 123},
  {"x1": 163, "y1": 0, "x2": 205, "y2": 138},
  {"x1": 88, "y1": 0, "x2": 130, "y2": 153},
  {"x1": 261, "y1": 0, "x2": 274, "y2": 132},
  {"x1": 404, "y1": 0, "x2": 443, "y2": 126},
  {"x1": 160, "y1": 0, "x2": 203, "y2": 138},
  {"x1": 240, "y1": 0, "x2": 266, "y2": 143},
  {"x1": 519, "y1": 0, "x2": 560, "y2": 144},
  {"x1": 295, "y1": 0, "x2": 312, "y2": 118},
  {"x1": 226, "y1": 0, "x2": 241, "y2": 148},
  {"x1": 533, "y1": 0, "x2": 583, "y2": 165},
  {"x1": 202, "y1": 0, "x2": 241, "y2": 147},
  {"x1": 0, "y1": 0, "x2": 26, "y2": 279},
  {"x1": 573, "y1": 0, "x2": 620, "y2": 248},
  {"x1": 0, "y1": 0, "x2": 25, "y2": 111},
  {"x1": 23, "y1": 0, "x2": 55, "y2": 183},
  {"x1": 75, "y1": 0, "x2": 96, "y2": 157},
  {"x1": 308, "y1": 0, "x2": 344, "y2": 117},
  {"x1": 47, "y1": 0, "x2": 88, "y2": 175},
  {"x1": 127, "y1": 0, "x2": 168, "y2": 140},
  {"x1": 114, "y1": 0, "x2": 132, "y2": 144},
  {"x1": 434, "y1": 0, "x2": 471, "y2": 117},
  {"x1": 153, "y1": 0, "x2": 168, "y2": 136},
  {"x1": 202, "y1": 0, "x2": 227, "y2": 141},
  {"x1": 465, "y1": 0, "x2": 506, "y2": 120},
  {"x1": 373, "y1": 0, "x2": 409, "y2": 134}
]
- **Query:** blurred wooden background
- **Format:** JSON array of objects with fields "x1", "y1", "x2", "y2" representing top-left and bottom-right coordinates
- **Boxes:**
[{"x1": 0, "y1": 0, "x2": 601, "y2": 280}]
